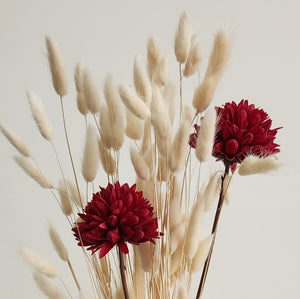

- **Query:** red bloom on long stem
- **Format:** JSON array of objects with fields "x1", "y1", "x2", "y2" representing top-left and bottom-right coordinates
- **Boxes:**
[
  {"x1": 72, "y1": 182, "x2": 161, "y2": 258},
  {"x1": 190, "y1": 100, "x2": 281, "y2": 167}
]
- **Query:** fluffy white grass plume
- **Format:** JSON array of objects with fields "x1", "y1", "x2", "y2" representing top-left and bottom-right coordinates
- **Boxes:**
[
  {"x1": 153, "y1": 56, "x2": 168, "y2": 86},
  {"x1": 184, "y1": 192, "x2": 205, "y2": 259},
  {"x1": 67, "y1": 180, "x2": 87, "y2": 208},
  {"x1": 183, "y1": 104, "x2": 194, "y2": 122},
  {"x1": 157, "y1": 155, "x2": 168, "y2": 181},
  {"x1": 204, "y1": 173, "x2": 221, "y2": 212},
  {"x1": 151, "y1": 85, "x2": 171, "y2": 141},
  {"x1": 169, "y1": 197, "x2": 184, "y2": 231},
  {"x1": 99, "y1": 105, "x2": 113, "y2": 149},
  {"x1": 191, "y1": 234, "x2": 214, "y2": 273},
  {"x1": 14, "y1": 156, "x2": 53, "y2": 188},
  {"x1": 81, "y1": 125, "x2": 99, "y2": 182},
  {"x1": 130, "y1": 148, "x2": 150, "y2": 181},
  {"x1": 45, "y1": 36, "x2": 68, "y2": 97},
  {"x1": 21, "y1": 247, "x2": 57, "y2": 278},
  {"x1": 195, "y1": 108, "x2": 217, "y2": 162},
  {"x1": 104, "y1": 74, "x2": 122, "y2": 120},
  {"x1": 168, "y1": 120, "x2": 190, "y2": 172},
  {"x1": 238, "y1": 155, "x2": 280, "y2": 175},
  {"x1": 134, "y1": 54, "x2": 152, "y2": 102},
  {"x1": 163, "y1": 82, "x2": 176, "y2": 124},
  {"x1": 48, "y1": 224, "x2": 69, "y2": 261},
  {"x1": 33, "y1": 272, "x2": 68, "y2": 299},
  {"x1": 98, "y1": 139, "x2": 117, "y2": 175},
  {"x1": 125, "y1": 110, "x2": 143, "y2": 140},
  {"x1": 119, "y1": 84, "x2": 151, "y2": 120},
  {"x1": 184, "y1": 41, "x2": 201, "y2": 77},
  {"x1": 170, "y1": 245, "x2": 181, "y2": 275},
  {"x1": 140, "y1": 119, "x2": 151, "y2": 154},
  {"x1": 74, "y1": 63, "x2": 89, "y2": 115},
  {"x1": 0, "y1": 123, "x2": 31, "y2": 157},
  {"x1": 74, "y1": 63, "x2": 83, "y2": 93},
  {"x1": 58, "y1": 180, "x2": 73, "y2": 216},
  {"x1": 76, "y1": 92, "x2": 89, "y2": 115},
  {"x1": 176, "y1": 285, "x2": 188, "y2": 299},
  {"x1": 223, "y1": 175, "x2": 232, "y2": 204},
  {"x1": 82, "y1": 69, "x2": 101, "y2": 114},
  {"x1": 170, "y1": 222, "x2": 186, "y2": 254},
  {"x1": 147, "y1": 37, "x2": 161, "y2": 79},
  {"x1": 174, "y1": 11, "x2": 192, "y2": 63},
  {"x1": 205, "y1": 30, "x2": 230, "y2": 80},
  {"x1": 27, "y1": 91, "x2": 54, "y2": 141},
  {"x1": 192, "y1": 76, "x2": 217, "y2": 113}
]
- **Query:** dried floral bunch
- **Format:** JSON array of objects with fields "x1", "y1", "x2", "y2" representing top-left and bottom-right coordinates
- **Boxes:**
[{"x1": 1, "y1": 12, "x2": 281, "y2": 299}]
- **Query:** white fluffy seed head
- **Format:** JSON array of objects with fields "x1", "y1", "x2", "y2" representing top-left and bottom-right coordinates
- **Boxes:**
[
  {"x1": 184, "y1": 192, "x2": 205, "y2": 259},
  {"x1": 45, "y1": 36, "x2": 68, "y2": 96},
  {"x1": 76, "y1": 92, "x2": 89, "y2": 115},
  {"x1": 204, "y1": 173, "x2": 221, "y2": 212},
  {"x1": 48, "y1": 224, "x2": 69, "y2": 261},
  {"x1": 168, "y1": 120, "x2": 190, "y2": 172},
  {"x1": 33, "y1": 272, "x2": 68, "y2": 299},
  {"x1": 184, "y1": 42, "x2": 201, "y2": 77},
  {"x1": 0, "y1": 123, "x2": 31, "y2": 157},
  {"x1": 67, "y1": 180, "x2": 87, "y2": 208},
  {"x1": 119, "y1": 84, "x2": 151, "y2": 120},
  {"x1": 151, "y1": 85, "x2": 171, "y2": 141},
  {"x1": 130, "y1": 148, "x2": 150, "y2": 181},
  {"x1": 170, "y1": 222, "x2": 186, "y2": 254},
  {"x1": 140, "y1": 119, "x2": 151, "y2": 154},
  {"x1": 134, "y1": 54, "x2": 152, "y2": 102},
  {"x1": 98, "y1": 139, "x2": 117, "y2": 175},
  {"x1": 195, "y1": 108, "x2": 217, "y2": 162},
  {"x1": 205, "y1": 30, "x2": 230, "y2": 80},
  {"x1": 183, "y1": 104, "x2": 194, "y2": 122},
  {"x1": 27, "y1": 91, "x2": 54, "y2": 140},
  {"x1": 74, "y1": 63, "x2": 83, "y2": 92},
  {"x1": 104, "y1": 74, "x2": 122, "y2": 121},
  {"x1": 58, "y1": 180, "x2": 73, "y2": 216},
  {"x1": 147, "y1": 36, "x2": 161, "y2": 79},
  {"x1": 191, "y1": 234, "x2": 214, "y2": 272},
  {"x1": 174, "y1": 11, "x2": 192, "y2": 63},
  {"x1": 21, "y1": 247, "x2": 57, "y2": 278},
  {"x1": 163, "y1": 82, "x2": 176, "y2": 124},
  {"x1": 99, "y1": 104, "x2": 113, "y2": 149},
  {"x1": 223, "y1": 175, "x2": 232, "y2": 204},
  {"x1": 238, "y1": 155, "x2": 280, "y2": 175},
  {"x1": 81, "y1": 125, "x2": 99, "y2": 182},
  {"x1": 14, "y1": 156, "x2": 53, "y2": 188},
  {"x1": 192, "y1": 76, "x2": 217, "y2": 113},
  {"x1": 82, "y1": 69, "x2": 101, "y2": 114},
  {"x1": 125, "y1": 109, "x2": 143, "y2": 140},
  {"x1": 153, "y1": 56, "x2": 168, "y2": 86}
]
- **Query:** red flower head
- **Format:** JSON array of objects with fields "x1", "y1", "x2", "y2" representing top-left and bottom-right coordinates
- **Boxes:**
[
  {"x1": 190, "y1": 100, "x2": 281, "y2": 168},
  {"x1": 72, "y1": 182, "x2": 162, "y2": 258}
]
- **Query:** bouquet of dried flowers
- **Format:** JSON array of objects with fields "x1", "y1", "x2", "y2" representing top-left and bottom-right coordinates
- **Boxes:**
[{"x1": 1, "y1": 12, "x2": 281, "y2": 299}]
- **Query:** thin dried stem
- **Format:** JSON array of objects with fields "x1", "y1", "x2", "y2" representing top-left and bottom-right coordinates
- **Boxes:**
[
  {"x1": 196, "y1": 164, "x2": 230, "y2": 299},
  {"x1": 59, "y1": 96, "x2": 83, "y2": 209},
  {"x1": 119, "y1": 248, "x2": 129, "y2": 299}
]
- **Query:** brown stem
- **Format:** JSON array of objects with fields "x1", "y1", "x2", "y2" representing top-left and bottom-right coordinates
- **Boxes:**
[
  {"x1": 196, "y1": 164, "x2": 230, "y2": 299},
  {"x1": 119, "y1": 248, "x2": 129, "y2": 299},
  {"x1": 67, "y1": 258, "x2": 81, "y2": 291}
]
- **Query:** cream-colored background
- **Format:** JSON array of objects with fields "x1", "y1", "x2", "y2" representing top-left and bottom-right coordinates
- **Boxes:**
[{"x1": 0, "y1": 0, "x2": 299, "y2": 298}]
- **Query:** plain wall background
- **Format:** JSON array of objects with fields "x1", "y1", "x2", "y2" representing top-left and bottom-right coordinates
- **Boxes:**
[{"x1": 0, "y1": 0, "x2": 299, "y2": 298}]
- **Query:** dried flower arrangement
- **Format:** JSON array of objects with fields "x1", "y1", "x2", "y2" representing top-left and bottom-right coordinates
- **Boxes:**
[{"x1": 0, "y1": 12, "x2": 281, "y2": 299}]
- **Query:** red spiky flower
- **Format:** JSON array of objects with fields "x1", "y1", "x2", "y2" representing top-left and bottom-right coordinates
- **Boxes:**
[
  {"x1": 72, "y1": 182, "x2": 161, "y2": 258},
  {"x1": 190, "y1": 100, "x2": 281, "y2": 168}
]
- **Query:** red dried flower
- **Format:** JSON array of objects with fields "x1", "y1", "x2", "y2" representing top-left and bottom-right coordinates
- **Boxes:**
[
  {"x1": 72, "y1": 181, "x2": 161, "y2": 258},
  {"x1": 190, "y1": 100, "x2": 281, "y2": 167}
]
